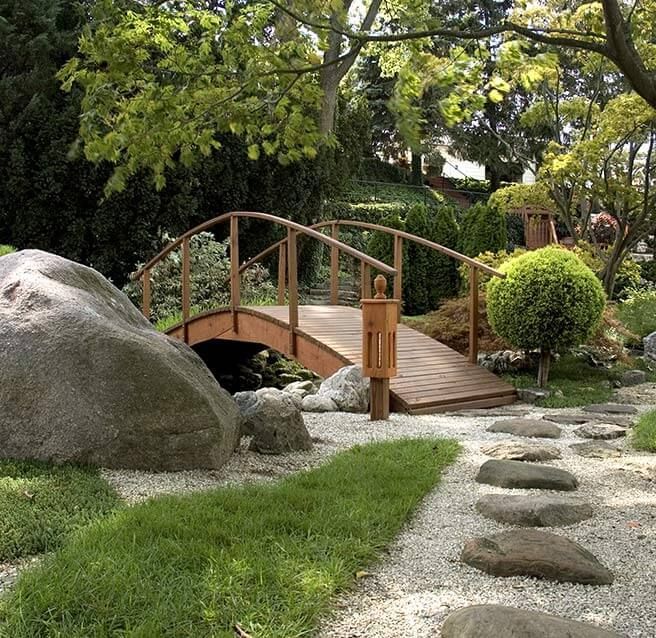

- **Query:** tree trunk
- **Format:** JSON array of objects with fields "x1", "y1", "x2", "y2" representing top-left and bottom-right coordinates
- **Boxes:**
[
  {"x1": 411, "y1": 151, "x2": 423, "y2": 185},
  {"x1": 537, "y1": 348, "x2": 551, "y2": 388}
]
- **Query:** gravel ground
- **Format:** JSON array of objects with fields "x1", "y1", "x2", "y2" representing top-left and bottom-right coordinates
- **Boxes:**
[{"x1": 2, "y1": 397, "x2": 655, "y2": 637}]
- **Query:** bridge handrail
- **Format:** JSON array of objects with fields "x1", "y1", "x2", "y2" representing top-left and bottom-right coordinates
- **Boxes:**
[
  {"x1": 238, "y1": 219, "x2": 506, "y2": 279},
  {"x1": 132, "y1": 211, "x2": 396, "y2": 280}
]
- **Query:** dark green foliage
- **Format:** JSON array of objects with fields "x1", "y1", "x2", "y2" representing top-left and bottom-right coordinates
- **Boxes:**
[
  {"x1": 0, "y1": 439, "x2": 459, "y2": 637},
  {"x1": 0, "y1": 0, "x2": 367, "y2": 287},
  {"x1": 487, "y1": 247, "x2": 606, "y2": 352},
  {"x1": 0, "y1": 460, "x2": 118, "y2": 561},
  {"x1": 640, "y1": 259, "x2": 656, "y2": 283},
  {"x1": 506, "y1": 213, "x2": 526, "y2": 248},
  {"x1": 123, "y1": 233, "x2": 277, "y2": 324},
  {"x1": 359, "y1": 158, "x2": 409, "y2": 183},
  {"x1": 459, "y1": 203, "x2": 508, "y2": 257},
  {"x1": 366, "y1": 213, "x2": 406, "y2": 270}
]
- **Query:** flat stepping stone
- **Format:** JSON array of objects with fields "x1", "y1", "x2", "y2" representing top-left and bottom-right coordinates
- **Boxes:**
[
  {"x1": 476, "y1": 459, "x2": 578, "y2": 491},
  {"x1": 441, "y1": 605, "x2": 625, "y2": 638},
  {"x1": 575, "y1": 423, "x2": 627, "y2": 440},
  {"x1": 461, "y1": 529, "x2": 613, "y2": 585},
  {"x1": 487, "y1": 418, "x2": 561, "y2": 439},
  {"x1": 544, "y1": 413, "x2": 635, "y2": 427},
  {"x1": 476, "y1": 494, "x2": 593, "y2": 527},
  {"x1": 571, "y1": 441, "x2": 622, "y2": 458},
  {"x1": 584, "y1": 403, "x2": 638, "y2": 415},
  {"x1": 480, "y1": 441, "x2": 561, "y2": 462}
]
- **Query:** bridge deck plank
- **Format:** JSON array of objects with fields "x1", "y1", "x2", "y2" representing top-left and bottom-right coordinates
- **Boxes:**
[{"x1": 254, "y1": 305, "x2": 515, "y2": 414}]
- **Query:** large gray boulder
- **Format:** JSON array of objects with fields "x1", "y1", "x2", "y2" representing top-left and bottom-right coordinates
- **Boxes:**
[
  {"x1": 441, "y1": 605, "x2": 625, "y2": 638},
  {"x1": 309, "y1": 365, "x2": 369, "y2": 413},
  {"x1": 0, "y1": 250, "x2": 241, "y2": 471},
  {"x1": 461, "y1": 529, "x2": 613, "y2": 585},
  {"x1": 245, "y1": 388, "x2": 313, "y2": 454}
]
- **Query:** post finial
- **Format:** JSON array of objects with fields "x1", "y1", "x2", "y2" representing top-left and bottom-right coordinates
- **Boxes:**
[{"x1": 373, "y1": 274, "x2": 387, "y2": 299}]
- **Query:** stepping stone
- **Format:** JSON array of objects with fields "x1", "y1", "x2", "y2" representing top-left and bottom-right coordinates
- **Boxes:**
[
  {"x1": 571, "y1": 441, "x2": 622, "y2": 459},
  {"x1": 584, "y1": 403, "x2": 638, "y2": 415},
  {"x1": 575, "y1": 423, "x2": 627, "y2": 440},
  {"x1": 480, "y1": 441, "x2": 561, "y2": 462},
  {"x1": 461, "y1": 529, "x2": 614, "y2": 585},
  {"x1": 544, "y1": 413, "x2": 635, "y2": 427},
  {"x1": 441, "y1": 605, "x2": 625, "y2": 638},
  {"x1": 476, "y1": 459, "x2": 578, "y2": 491},
  {"x1": 476, "y1": 494, "x2": 593, "y2": 527},
  {"x1": 487, "y1": 418, "x2": 561, "y2": 439}
]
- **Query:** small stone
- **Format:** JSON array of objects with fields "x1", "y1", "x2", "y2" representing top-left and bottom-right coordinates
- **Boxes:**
[
  {"x1": 475, "y1": 460, "x2": 578, "y2": 491},
  {"x1": 301, "y1": 394, "x2": 338, "y2": 412},
  {"x1": 441, "y1": 605, "x2": 625, "y2": 638},
  {"x1": 584, "y1": 403, "x2": 638, "y2": 415},
  {"x1": 575, "y1": 423, "x2": 627, "y2": 440},
  {"x1": 480, "y1": 441, "x2": 561, "y2": 462},
  {"x1": 461, "y1": 529, "x2": 613, "y2": 585},
  {"x1": 544, "y1": 413, "x2": 635, "y2": 427},
  {"x1": 571, "y1": 441, "x2": 622, "y2": 459},
  {"x1": 476, "y1": 494, "x2": 593, "y2": 527},
  {"x1": 517, "y1": 387, "x2": 551, "y2": 403},
  {"x1": 487, "y1": 418, "x2": 561, "y2": 439},
  {"x1": 620, "y1": 369, "x2": 647, "y2": 386},
  {"x1": 283, "y1": 380, "x2": 318, "y2": 399}
]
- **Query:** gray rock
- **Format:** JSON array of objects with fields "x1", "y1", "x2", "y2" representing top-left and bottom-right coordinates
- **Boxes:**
[
  {"x1": 283, "y1": 380, "x2": 317, "y2": 399},
  {"x1": 476, "y1": 460, "x2": 578, "y2": 491},
  {"x1": 620, "y1": 369, "x2": 647, "y2": 386},
  {"x1": 517, "y1": 387, "x2": 551, "y2": 403},
  {"x1": 476, "y1": 494, "x2": 593, "y2": 527},
  {"x1": 301, "y1": 394, "x2": 338, "y2": 412},
  {"x1": 480, "y1": 441, "x2": 562, "y2": 462},
  {"x1": 571, "y1": 441, "x2": 622, "y2": 459},
  {"x1": 543, "y1": 413, "x2": 635, "y2": 427},
  {"x1": 314, "y1": 365, "x2": 369, "y2": 413},
  {"x1": 461, "y1": 529, "x2": 613, "y2": 585},
  {"x1": 246, "y1": 388, "x2": 312, "y2": 454},
  {"x1": 584, "y1": 403, "x2": 638, "y2": 415},
  {"x1": 441, "y1": 605, "x2": 625, "y2": 638},
  {"x1": 487, "y1": 418, "x2": 562, "y2": 439},
  {"x1": 575, "y1": 423, "x2": 627, "y2": 440},
  {"x1": 644, "y1": 331, "x2": 656, "y2": 362},
  {"x1": 0, "y1": 250, "x2": 241, "y2": 471},
  {"x1": 234, "y1": 391, "x2": 259, "y2": 436}
]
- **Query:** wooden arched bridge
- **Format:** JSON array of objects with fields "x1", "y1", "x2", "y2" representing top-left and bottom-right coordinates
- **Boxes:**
[{"x1": 132, "y1": 212, "x2": 516, "y2": 414}]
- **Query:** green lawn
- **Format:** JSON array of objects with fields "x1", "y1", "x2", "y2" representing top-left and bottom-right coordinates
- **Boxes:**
[
  {"x1": 0, "y1": 438, "x2": 459, "y2": 637},
  {"x1": 0, "y1": 460, "x2": 119, "y2": 562},
  {"x1": 502, "y1": 354, "x2": 655, "y2": 408},
  {"x1": 632, "y1": 410, "x2": 656, "y2": 452}
]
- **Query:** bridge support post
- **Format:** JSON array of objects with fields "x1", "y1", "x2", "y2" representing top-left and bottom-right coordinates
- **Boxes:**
[
  {"x1": 361, "y1": 275, "x2": 398, "y2": 421},
  {"x1": 469, "y1": 266, "x2": 479, "y2": 364}
]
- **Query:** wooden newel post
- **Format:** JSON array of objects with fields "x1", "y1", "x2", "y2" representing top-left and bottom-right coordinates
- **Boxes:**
[{"x1": 361, "y1": 274, "x2": 399, "y2": 421}]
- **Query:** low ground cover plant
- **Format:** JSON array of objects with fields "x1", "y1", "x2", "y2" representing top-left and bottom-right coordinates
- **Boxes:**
[
  {"x1": 0, "y1": 245, "x2": 15, "y2": 256},
  {"x1": 0, "y1": 460, "x2": 118, "y2": 561},
  {"x1": 0, "y1": 439, "x2": 459, "y2": 637},
  {"x1": 617, "y1": 289, "x2": 656, "y2": 339},
  {"x1": 633, "y1": 410, "x2": 656, "y2": 452}
]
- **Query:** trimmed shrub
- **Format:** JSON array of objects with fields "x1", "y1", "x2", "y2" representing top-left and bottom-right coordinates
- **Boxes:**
[
  {"x1": 487, "y1": 246, "x2": 606, "y2": 386},
  {"x1": 426, "y1": 205, "x2": 460, "y2": 307},
  {"x1": 459, "y1": 203, "x2": 507, "y2": 257},
  {"x1": 506, "y1": 213, "x2": 526, "y2": 249},
  {"x1": 359, "y1": 157, "x2": 409, "y2": 183},
  {"x1": 123, "y1": 232, "x2": 276, "y2": 323},
  {"x1": 458, "y1": 248, "x2": 527, "y2": 294},
  {"x1": 488, "y1": 182, "x2": 553, "y2": 213}
]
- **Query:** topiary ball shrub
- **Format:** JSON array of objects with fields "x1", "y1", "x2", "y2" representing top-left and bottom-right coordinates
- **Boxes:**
[{"x1": 487, "y1": 246, "x2": 606, "y2": 386}]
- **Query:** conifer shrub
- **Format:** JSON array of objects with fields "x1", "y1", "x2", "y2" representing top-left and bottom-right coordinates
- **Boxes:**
[
  {"x1": 459, "y1": 203, "x2": 507, "y2": 257},
  {"x1": 487, "y1": 246, "x2": 605, "y2": 386}
]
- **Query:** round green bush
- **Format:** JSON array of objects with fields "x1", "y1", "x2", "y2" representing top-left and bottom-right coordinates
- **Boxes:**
[{"x1": 487, "y1": 247, "x2": 606, "y2": 353}]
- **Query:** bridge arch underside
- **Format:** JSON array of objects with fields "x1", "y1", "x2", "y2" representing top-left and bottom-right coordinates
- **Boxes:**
[{"x1": 167, "y1": 306, "x2": 516, "y2": 414}]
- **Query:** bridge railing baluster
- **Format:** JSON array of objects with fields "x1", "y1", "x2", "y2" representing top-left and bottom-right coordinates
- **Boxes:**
[
  {"x1": 330, "y1": 223, "x2": 340, "y2": 305},
  {"x1": 469, "y1": 266, "x2": 479, "y2": 364},
  {"x1": 230, "y1": 215, "x2": 240, "y2": 333},
  {"x1": 142, "y1": 268, "x2": 151, "y2": 320},
  {"x1": 182, "y1": 237, "x2": 191, "y2": 343},
  {"x1": 287, "y1": 228, "x2": 298, "y2": 355},
  {"x1": 277, "y1": 243, "x2": 287, "y2": 305}
]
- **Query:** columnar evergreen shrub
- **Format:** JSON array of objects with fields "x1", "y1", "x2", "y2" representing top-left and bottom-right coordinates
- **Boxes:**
[
  {"x1": 459, "y1": 203, "x2": 507, "y2": 257},
  {"x1": 487, "y1": 247, "x2": 605, "y2": 386}
]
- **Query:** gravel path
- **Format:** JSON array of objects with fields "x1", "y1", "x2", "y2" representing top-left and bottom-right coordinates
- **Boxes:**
[{"x1": 2, "y1": 400, "x2": 655, "y2": 637}]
